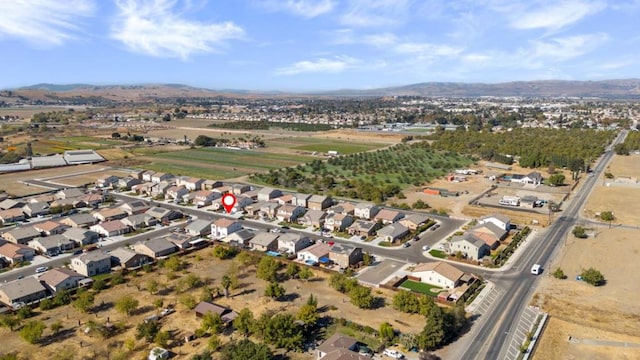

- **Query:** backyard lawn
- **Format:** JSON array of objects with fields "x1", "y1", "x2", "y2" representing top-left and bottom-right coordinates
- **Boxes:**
[{"x1": 399, "y1": 279, "x2": 444, "y2": 297}]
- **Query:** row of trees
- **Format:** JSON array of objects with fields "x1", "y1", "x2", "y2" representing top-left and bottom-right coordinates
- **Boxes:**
[
  {"x1": 430, "y1": 128, "x2": 615, "y2": 169},
  {"x1": 209, "y1": 120, "x2": 337, "y2": 131}
]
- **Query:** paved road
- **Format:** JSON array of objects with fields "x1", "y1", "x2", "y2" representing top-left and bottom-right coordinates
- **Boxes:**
[
  {"x1": 456, "y1": 130, "x2": 628, "y2": 360},
  {"x1": 0, "y1": 225, "x2": 178, "y2": 283}
]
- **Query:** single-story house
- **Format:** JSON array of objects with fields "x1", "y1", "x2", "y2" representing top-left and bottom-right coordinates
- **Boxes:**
[
  {"x1": 145, "y1": 207, "x2": 182, "y2": 223},
  {"x1": 60, "y1": 213, "x2": 98, "y2": 228},
  {"x1": 120, "y1": 200, "x2": 150, "y2": 215},
  {"x1": 2, "y1": 226, "x2": 41, "y2": 245},
  {"x1": 110, "y1": 247, "x2": 152, "y2": 269},
  {"x1": 412, "y1": 261, "x2": 465, "y2": 289},
  {"x1": 28, "y1": 235, "x2": 75, "y2": 255},
  {"x1": 222, "y1": 229, "x2": 255, "y2": 247},
  {"x1": 185, "y1": 219, "x2": 212, "y2": 236},
  {"x1": 0, "y1": 277, "x2": 48, "y2": 307},
  {"x1": 132, "y1": 238, "x2": 177, "y2": 259},
  {"x1": 71, "y1": 252, "x2": 112, "y2": 277},
  {"x1": 297, "y1": 242, "x2": 331, "y2": 264},
  {"x1": 33, "y1": 220, "x2": 69, "y2": 236},
  {"x1": 194, "y1": 301, "x2": 238, "y2": 323},
  {"x1": 0, "y1": 242, "x2": 35, "y2": 264},
  {"x1": 121, "y1": 214, "x2": 158, "y2": 229},
  {"x1": 39, "y1": 268, "x2": 86, "y2": 293},
  {"x1": 249, "y1": 232, "x2": 279, "y2": 252},
  {"x1": 21, "y1": 202, "x2": 50, "y2": 218},
  {"x1": 347, "y1": 220, "x2": 379, "y2": 237},
  {"x1": 373, "y1": 209, "x2": 405, "y2": 224},
  {"x1": 478, "y1": 214, "x2": 511, "y2": 232},
  {"x1": 329, "y1": 244, "x2": 363, "y2": 269},
  {"x1": 0, "y1": 208, "x2": 25, "y2": 225},
  {"x1": 164, "y1": 233, "x2": 193, "y2": 250},
  {"x1": 399, "y1": 214, "x2": 430, "y2": 231},
  {"x1": 377, "y1": 223, "x2": 409, "y2": 243},
  {"x1": 62, "y1": 228, "x2": 100, "y2": 246},
  {"x1": 0, "y1": 199, "x2": 25, "y2": 210},
  {"x1": 90, "y1": 220, "x2": 131, "y2": 237},
  {"x1": 92, "y1": 207, "x2": 127, "y2": 222}
]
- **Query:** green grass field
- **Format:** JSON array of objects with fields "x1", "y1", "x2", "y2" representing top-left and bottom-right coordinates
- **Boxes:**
[
  {"x1": 269, "y1": 136, "x2": 390, "y2": 154},
  {"x1": 142, "y1": 162, "x2": 246, "y2": 180},
  {"x1": 293, "y1": 142, "x2": 382, "y2": 154},
  {"x1": 429, "y1": 249, "x2": 447, "y2": 259},
  {"x1": 151, "y1": 147, "x2": 313, "y2": 171},
  {"x1": 399, "y1": 280, "x2": 443, "y2": 297}
]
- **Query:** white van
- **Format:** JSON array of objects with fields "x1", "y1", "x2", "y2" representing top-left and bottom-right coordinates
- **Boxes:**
[{"x1": 531, "y1": 264, "x2": 541, "y2": 275}]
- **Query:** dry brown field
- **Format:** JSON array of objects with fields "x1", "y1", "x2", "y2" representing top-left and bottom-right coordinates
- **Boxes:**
[
  {"x1": 584, "y1": 154, "x2": 640, "y2": 225},
  {"x1": 0, "y1": 249, "x2": 426, "y2": 360},
  {"x1": 533, "y1": 227, "x2": 640, "y2": 359},
  {"x1": 0, "y1": 164, "x2": 112, "y2": 197}
]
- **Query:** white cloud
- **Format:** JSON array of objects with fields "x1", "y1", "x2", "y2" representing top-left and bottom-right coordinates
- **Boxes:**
[
  {"x1": 362, "y1": 33, "x2": 397, "y2": 47},
  {"x1": 111, "y1": 0, "x2": 244, "y2": 59},
  {"x1": 0, "y1": 0, "x2": 94, "y2": 46},
  {"x1": 527, "y1": 33, "x2": 609, "y2": 62},
  {"x1": 509, "y1": 0, "x2": 606, "y2": 31},
  {"x1": 275, "y1": 56, "x2": 360, "y2": 75},
  {"x1": 340, "y1": 0, "x2": 413, "y2": 27},
  {"x1": 395, "y1": 42, "x2": 462, "y2": 57},
  {"x1": 264, "y1": 0, "x2": 335, "y2": 18}
]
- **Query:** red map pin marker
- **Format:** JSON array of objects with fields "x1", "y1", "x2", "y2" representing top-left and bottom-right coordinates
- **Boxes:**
[{"x1": 222, "y1": 193, "x2": 237, "y2": 213}]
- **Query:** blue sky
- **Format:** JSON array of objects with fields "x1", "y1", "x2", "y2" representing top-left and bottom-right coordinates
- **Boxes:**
[{"x1": 1, "y1": 0, "x2": 639, "y2": 91}]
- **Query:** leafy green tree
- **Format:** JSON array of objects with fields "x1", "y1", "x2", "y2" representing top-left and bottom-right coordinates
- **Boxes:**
[
  {"x1": 179, "y1": 294, "x2": 197, "y2": 310},
  {"x1": 19, "y1": 320, "x2": 46, "y2": 344},
  {"x1": 39, "y1": 298, "x2": 55, "y2": 310},
  {"x1": 208, "y1": 335, "x2": 222, "y2": 351},
  {"x1": 50, "y1": 320, "x2": 63, "y2": 335},
  {"x1": 600, "y1": 211, "x2": 615, "y2": 228},
  {"x1": 201, "y1": 312, "x2": 224, "y2": 335},
  {"x1": 259, "y1": 313, "x2": 303, "y2": 350},
  {"x1": 147, "y1": 279, "x2": 159, "y2": 294},
  {"x1": 393, "y1": 290, "x2": 420, "y2": 313},
  {"x1": 73, "y1": 291, "x2": 95, "y2": 313},
  {"x1": 349, "y1": 285, "x2": 374, "y2": 309},
  {"x1": 580, "y1": 267, "x2": 605, "y2": 286},
  {"x1": 548, "y1": 174, "x2": 565, "y2": 186},
  {"x1": 213, "y1": 246, "x2": 237, "y2": 260},
  {"x1": 164, "y1": 256, "x2": 184, "y2": 271},
  {"x1": 256, "y1": 257, "x2": 280, "y2": 282},
  {"x1": 16, "y1": 306, "x2": 32, "y2": 320},
  {"x1": 329, "y1": 273, "x2": 357, "y2": 293},
  {"x1": 233, "y1": 308, "x2": 255, "y2": 337},
  {"x1": 153, "y1": 299, "x2": 164, "y2": 309},
  {"x1": 155, "y1": 330, "x2": 170, "y2": 347},
  {"x1": 298, "y1": 267, "x2": 314, "y2": 281},
  {"x1": 115, "y1": 295, "x2": 139, "y2": 316},
  {"x1": 220, "y1": 339, "x2": 273, "y2": 360},
  {"x1": 184, "y1": 273, "x2": 202, "y2": 289},
  {"x1": 0, "y1": 315, "x2": 20, "y2": 331},
  {"x1": 92, "y1": 278, "x2": 107, "y2": 291},
  {"x1": 221, "y1": 275, "x2": 232, "y2": 298},
  {"x1": 136, "y1": 320, "x2": 160, "y2": 343},
  {"x1": 111, "y1": 271, "x2": 125, "y2": 285},
  {"x1": 264, "y1": 282, "x2": 285, "y2": 300},
  {"x1": 297, "y1": 296, "x2": 318, "y2": 327},
  {"x1": 418, "y1": 306, "x2": 445, "y2": 351},
  {"x1": 286, "y1": 263, "x2": 300, "y2": 279},
  {"x1": 572, "y1": 226, "x2": 588, "y2": 238},
  {"x1": 53, "y1": 289, "x2": 71, "y2": 306},
  {"x1": 379, "y1": 322, "x2": 395, "y2": 343},
  {"x1": 553, "y1": 268, "x2": 567, "y2": 279}
]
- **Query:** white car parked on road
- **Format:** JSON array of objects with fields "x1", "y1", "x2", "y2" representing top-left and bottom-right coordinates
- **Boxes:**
[{"x1": 383, "y1": 349, "x2": 405, "y2": 359}]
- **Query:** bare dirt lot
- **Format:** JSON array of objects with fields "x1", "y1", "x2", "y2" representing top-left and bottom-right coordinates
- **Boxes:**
[
  {"x1": 584, "y1": 154, "x2": 640, "y2": 225},
  {"x1": 0, "y1": 249, "x2": 426, "y2": 360},
  {"x1": 0, "y1": 164, "x2": 113, "y2": 197},
  {"x1": 533, "y1": 227, "x2": 640, "y2": 359}
]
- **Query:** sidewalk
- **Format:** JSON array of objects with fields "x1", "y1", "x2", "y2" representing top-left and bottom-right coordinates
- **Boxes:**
[{"x1": 465, "y1": 280, "x2": 495, "y2": 313}]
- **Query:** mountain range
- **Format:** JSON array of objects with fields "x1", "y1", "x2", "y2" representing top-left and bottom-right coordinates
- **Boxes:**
[{"x1": 5, "y1": 79, "x2": 640, "y2": 102}]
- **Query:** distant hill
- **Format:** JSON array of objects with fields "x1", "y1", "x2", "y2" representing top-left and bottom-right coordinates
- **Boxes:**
[
  {"x1": 320, "y1": 79, "x2": 640, "y2": 98},
  {"x1": 6, "y1": 79, "x2": 640, "y2": 102}
]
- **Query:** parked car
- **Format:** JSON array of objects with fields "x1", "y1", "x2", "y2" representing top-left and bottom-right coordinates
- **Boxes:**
[
  {"x1": 422, "y1": 245, "x2": 430, "y2": 251},
  {"x1": 402, "y1": 242, "x2": 411, "y2": 248},
  {"x1": 383, "y1": 349, "x2": 405, "y2": 359},
  {"x1": 430, "y1": 224, "x2": 440, "y2": 231},
  {"x1": 160, "y1": 308, "x2": 175, "y2": 317},
  {"x1": 35, "y1": 266, "x2": 49, "y2": 273}
]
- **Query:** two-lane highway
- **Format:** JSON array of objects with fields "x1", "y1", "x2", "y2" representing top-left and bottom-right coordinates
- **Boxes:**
[{"x1": 458, "y1": 130, "x2": 627, "y2": 360}]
